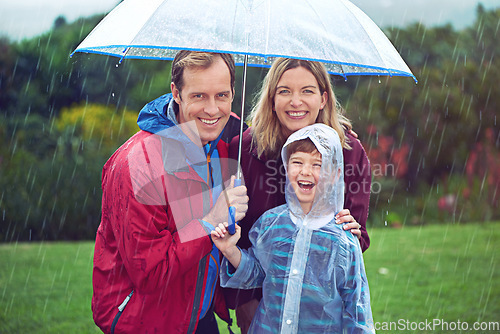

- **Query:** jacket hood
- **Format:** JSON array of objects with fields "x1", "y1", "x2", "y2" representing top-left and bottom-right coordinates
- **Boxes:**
[
  {"x1": 281, "y1": 124, "x2": 344, "y2": 226},
  {"x1": 137, "y1": 93, "x2": 177, "y2": 133},
  {"x1": 136, "y1": 93, "x2": 208, "y2": 173}
]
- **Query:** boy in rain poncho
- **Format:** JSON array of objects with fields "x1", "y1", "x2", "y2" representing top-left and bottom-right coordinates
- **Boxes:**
[{"x1": 211, "y1": 123, "x2": 375, "y2": 333}]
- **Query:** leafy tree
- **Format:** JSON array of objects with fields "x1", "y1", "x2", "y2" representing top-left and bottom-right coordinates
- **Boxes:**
[
  {"x1": 0, "y1": 105, "x2": 138, "y2": 241},
  {"x1": 0, "y1": 37, "x2": 16, "y2": 115},
  {"x1": 55, "y1": 103, "x2": 139, "y2": 151}
]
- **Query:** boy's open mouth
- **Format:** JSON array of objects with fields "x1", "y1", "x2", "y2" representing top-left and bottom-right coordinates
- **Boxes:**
[{"x1": 297, "y1": 180, "x2": 315, "y2": 191}]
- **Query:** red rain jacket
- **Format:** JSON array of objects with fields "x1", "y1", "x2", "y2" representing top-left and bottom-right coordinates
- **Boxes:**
[{"x1": 92, "y1": 129, "x2": 232, "y2": 333}]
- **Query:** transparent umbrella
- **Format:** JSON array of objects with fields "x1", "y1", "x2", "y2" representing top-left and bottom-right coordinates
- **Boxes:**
[
  {"x1": 72, "y1": 0, "x2": 415, "y2": 79},
  {"x1": 71, "y1": 0, "x2": 416, "y2": 233}
]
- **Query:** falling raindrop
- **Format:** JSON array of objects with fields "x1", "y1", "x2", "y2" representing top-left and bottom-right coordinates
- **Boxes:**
[{"x1": 378, "y1": 267, "x2": 389, "y2": 275}]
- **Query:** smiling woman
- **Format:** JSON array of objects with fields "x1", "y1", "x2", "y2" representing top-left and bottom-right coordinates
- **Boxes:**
[{"x1": 273, "y1": 67, "x2": 327, "y2": 138}]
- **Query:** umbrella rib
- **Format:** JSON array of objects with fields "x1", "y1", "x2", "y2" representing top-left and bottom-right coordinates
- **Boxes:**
[
  {"x1": 343, "y1": 5, "x2": 415, "y2": 81},
  {"x1": 123, "y1": 0, "x2": 168, "y2": 58},
  {"x1": 119, "y1": 47, "x2": 131, "y2": 64},
  {"x1": 339, "y1": 0, "x2": 388, "y2": 73},
  {"x1": 303, "y1": 0, "x2": 329, "y2": 32},
  {"x1": 264, "y1": 0, "x2": 271, "y2": 61}
]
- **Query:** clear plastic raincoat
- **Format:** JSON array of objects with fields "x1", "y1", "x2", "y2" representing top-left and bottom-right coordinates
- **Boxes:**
[{"x1": 221, "y1": 124, "x2": 375, "y2": 333}]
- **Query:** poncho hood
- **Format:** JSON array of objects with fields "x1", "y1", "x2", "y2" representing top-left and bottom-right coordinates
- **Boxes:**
[{"x1": 281, "y1": 124, "x2": 344, "y2": 227}]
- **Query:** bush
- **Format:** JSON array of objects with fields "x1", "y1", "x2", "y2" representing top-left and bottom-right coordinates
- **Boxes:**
[{"x1": 0, "y1": 105, "x2": 138, "y2": 241}]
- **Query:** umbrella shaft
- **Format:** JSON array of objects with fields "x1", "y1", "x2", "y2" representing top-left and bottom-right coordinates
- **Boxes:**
[{"x1": 236, "y1": 55, "x2": 248, "y2": 180}]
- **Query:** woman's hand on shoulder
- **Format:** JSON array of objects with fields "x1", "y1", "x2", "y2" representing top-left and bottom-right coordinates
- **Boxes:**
[{"x1": 335, "y1": 209, "x2": 362, "y2": 239}]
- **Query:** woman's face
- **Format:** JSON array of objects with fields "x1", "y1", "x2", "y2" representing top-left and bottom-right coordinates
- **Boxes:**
[{"x1": 273, "y1": 66, "x2": 327, "y2": 137}]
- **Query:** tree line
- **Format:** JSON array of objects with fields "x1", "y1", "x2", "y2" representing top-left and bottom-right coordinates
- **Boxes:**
[{"x1": 0, "y1": 5, "x2": 498, "y2": 241}]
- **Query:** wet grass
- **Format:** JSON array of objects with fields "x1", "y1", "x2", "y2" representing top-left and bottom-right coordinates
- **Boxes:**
[
  {"x1": 0, "y1": 241, "x2": 99, "y2": 333},
  {"x1": 0, "y1": 222, "x2": 498, "y2": 333},
  {"x1": 363, "y1": 222, "x2": 500, "y2": 333}
]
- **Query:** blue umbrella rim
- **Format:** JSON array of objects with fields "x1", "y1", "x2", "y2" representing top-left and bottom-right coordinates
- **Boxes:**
[{"x1": 71, "y1": 45, "x2": 417, "y2": 83}]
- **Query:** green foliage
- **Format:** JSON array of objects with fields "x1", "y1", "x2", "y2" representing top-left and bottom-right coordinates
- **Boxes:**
[
  {"x1": 0, "y1": 105, "x2": 138, "y2": 241},
  {"x1": 55, "y1": 103, "x2": 139, "y2": 151},
  {"x1": 1, "y1": 14, "x2": 172, "y2": 119}
]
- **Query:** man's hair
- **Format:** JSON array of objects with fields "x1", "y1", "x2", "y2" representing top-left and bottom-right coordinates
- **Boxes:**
[
  {"x1": 171, "y1": 51, "x2": 236, "y2": 94},
  {"x1": 286, "y1": 138, "x2": 319, "y2": 163}
]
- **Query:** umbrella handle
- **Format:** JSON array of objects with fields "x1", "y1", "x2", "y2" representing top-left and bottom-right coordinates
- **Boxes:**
[{"x1": 227, "y1": 178, "x2": 242, "y2": 235}]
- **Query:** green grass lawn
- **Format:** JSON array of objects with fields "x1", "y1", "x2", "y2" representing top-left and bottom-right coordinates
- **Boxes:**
[
  {"x1": 364, "y1": 223, "x2": 500, "y2": 333},
  {"x1": 1, "y1": 223, "x2": 499, "y2": 333}
]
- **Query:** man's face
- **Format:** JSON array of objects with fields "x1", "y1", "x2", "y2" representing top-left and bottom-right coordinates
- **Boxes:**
[{"x1": 171, "y1": 57, "x2": 233, "y2": 146}]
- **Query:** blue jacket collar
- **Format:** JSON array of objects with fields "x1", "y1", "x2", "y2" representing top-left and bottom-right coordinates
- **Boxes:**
[{"x1": 137, "y1": 93, "x2": 177, "y2": 134}]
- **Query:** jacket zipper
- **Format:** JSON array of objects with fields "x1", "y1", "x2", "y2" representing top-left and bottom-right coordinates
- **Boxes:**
[
  {"x1": 111, "y1": 290, "x2": 134, "y2": 334},
  {"x1": 187, "y1": 256, "x2": 208, "y2": 333}
]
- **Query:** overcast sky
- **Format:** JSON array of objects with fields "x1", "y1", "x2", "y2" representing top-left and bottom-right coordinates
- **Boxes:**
[
  {"x1": 0, "y1": 0, "x2": 499, "y2": 41},
  {"x1": 0, "y1": 0, "x2": 119, "y2": 41}
]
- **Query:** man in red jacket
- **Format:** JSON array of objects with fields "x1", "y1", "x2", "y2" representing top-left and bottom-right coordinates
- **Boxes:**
[{"x1": 92, "y1": 51, "x2": 248, "y2": 333}]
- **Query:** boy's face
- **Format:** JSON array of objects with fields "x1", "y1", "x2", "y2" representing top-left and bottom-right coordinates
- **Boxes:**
[{"x1": 287, "y1": 150, "x2": 322, "y2": 214}]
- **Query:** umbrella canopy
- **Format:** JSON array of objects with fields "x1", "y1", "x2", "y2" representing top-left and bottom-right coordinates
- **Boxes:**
[{"x1": 72, "y1": 0, "x2": 415, "y2": 81}]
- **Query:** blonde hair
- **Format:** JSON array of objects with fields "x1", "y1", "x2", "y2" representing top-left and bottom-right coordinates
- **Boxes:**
[{"x1": 250, "y1": 58, "x2": 352, "y2": 158}]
